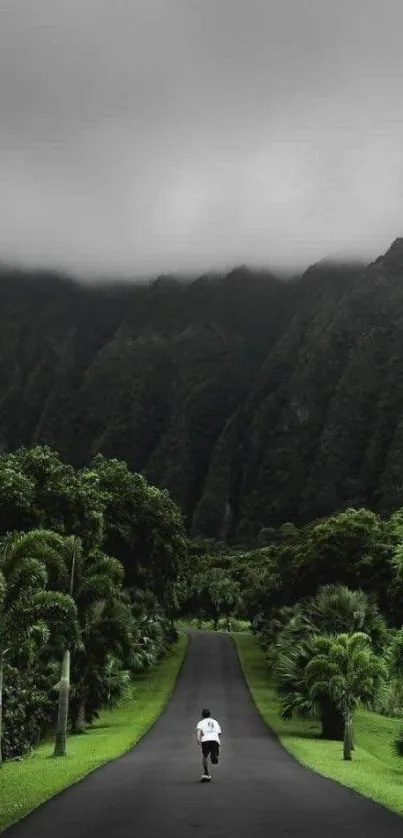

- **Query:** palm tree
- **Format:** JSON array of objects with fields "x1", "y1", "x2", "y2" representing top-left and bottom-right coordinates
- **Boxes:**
[
  {"x1": 305, "y1": 585, "x2": 387, "y2": 651},
  {"x1": 274, "y1": 622, "x2": 328, "y2": 727},
  {"x1": 52, "y1": 537, "x2": 133, "y2": 738},
  {"x1": 0, "y1": 530, "x2": 100, "y2": 755},
  {"x1": 69, "y1": 595, "x2": 135, "y2": 732},
  {"x1": 0, "y1": 529, "x2": 80, "y2": 758},
  {"x1": 305, "y1": 632, "x2": 387, "y2": 760},
  {"x1": 273, "y1": 585, "x2": 387, "y2": 740},
  {"x1": 0, "y1": 531, "x2": 77, "y2": 765},
  {"x1": 9, "y1": 530, "x2": 131, "y2": 752},
  {"x1": 53, "y1": 535, "x2": 79, "y2": 756}
]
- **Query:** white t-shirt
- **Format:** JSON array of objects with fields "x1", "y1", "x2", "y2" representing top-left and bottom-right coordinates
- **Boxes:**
[{"x1": 196, "y1": 717, "x2": 222, "y2": 743}]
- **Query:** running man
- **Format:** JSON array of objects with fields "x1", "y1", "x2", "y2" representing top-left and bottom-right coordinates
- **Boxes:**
[{"x1": 196, "y1": 708, "x2": 222, "y2": 782}]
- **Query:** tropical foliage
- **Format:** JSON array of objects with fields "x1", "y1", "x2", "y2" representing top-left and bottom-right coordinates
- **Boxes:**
[
  {"x1": 304, "y1": 631, "x2": 387, "y2": 760},
  {"x1": 4, "y1": 437, "x2": 403, "y2": 768},
  {"x1": 0, "y1": 445, "x2": 187, "y2": 763},
  {"x1": 181, "y1": 508, "x2": 403, "y2": 760}
]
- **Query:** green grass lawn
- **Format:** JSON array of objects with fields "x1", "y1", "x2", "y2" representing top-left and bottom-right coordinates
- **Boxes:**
[
  {"x1": 0, "y1": 633, "x2": 188, "y2": 834},
  {"x1": 233, "y1": 631, "x2": 403, "y2": 817}
]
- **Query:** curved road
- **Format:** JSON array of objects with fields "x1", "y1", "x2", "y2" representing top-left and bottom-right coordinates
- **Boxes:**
[{"x1": 5, "y1": 631, "x2": 403, "y2": 837}]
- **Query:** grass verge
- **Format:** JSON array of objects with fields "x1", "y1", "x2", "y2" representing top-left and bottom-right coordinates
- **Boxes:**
[
  {"x1": 233, "y1": 631, "x2": 403, "y2": 817},
  {"x1": 0, "y1": 632, "x2": 188, "y2": 834}
]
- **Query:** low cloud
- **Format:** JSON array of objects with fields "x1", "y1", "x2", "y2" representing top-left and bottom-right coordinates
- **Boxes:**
[{"x1": 0, "y1": 0, "x2": 402, "y2": 277}]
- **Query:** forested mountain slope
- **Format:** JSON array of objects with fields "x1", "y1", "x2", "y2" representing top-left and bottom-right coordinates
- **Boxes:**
[{"x1": 1, "y1": 239, "x2": 403, "y2": 539}]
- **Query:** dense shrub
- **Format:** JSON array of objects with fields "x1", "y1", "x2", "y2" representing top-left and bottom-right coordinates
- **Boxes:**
[{"x1": 2, "y1": 664, "x2": 54, "y2": 759}]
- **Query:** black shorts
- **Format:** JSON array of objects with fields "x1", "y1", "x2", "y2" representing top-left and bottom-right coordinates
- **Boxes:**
[{"x1": 201, "y1": 740, "x2": 219, "y2": 763}]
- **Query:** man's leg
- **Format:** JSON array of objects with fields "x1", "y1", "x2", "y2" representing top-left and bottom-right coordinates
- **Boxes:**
[
  {"x1": 201, "y1": 743, "x2": 210, "y2": 778},
  {"x1": 211, "y1": 741, "x2": 219, "y2": 765}
]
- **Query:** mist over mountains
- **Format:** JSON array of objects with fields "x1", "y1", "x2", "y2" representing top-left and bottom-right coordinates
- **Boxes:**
[{"x1": 1, "y1": 238, "x2": 403, "y2": 541}]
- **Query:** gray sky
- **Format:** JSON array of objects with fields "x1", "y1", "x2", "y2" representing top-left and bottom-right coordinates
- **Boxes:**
[{"x1": 1, "y1": 0, "x2": 403, "y2": 278}]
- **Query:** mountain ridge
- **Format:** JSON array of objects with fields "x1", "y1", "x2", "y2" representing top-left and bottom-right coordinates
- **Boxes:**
[{"x1": 1, "y1": 241, "x2": 402, "y2": 540}]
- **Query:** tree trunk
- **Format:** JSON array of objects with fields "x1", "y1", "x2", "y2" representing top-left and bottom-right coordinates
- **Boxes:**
[
  {"x1": 320, "y1": 697, "x2": 345, "y2": 740},
  {"x1": 0, "y1": 656, "x2": 3, "y2": 768},
  {"x1": 74, "y1": 701, "x2": 86, "y2": 734},
  {"x1": 343, "y1": 706, "x2": 353, "y2": 760},
  {"x1": 53, "y1": 541, "x2": 76, "y2": 756},
  {"x1": 53, "y1": 649, "x2": 70, "y2": 757}
]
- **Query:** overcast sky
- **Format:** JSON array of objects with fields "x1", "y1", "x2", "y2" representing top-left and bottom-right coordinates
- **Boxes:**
[{"x1": 1, "y1": 0, "x2": 403, "y2": 278}]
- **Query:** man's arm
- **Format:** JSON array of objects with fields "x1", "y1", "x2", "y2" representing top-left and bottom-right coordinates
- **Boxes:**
[{"x1": 196, "y1": 725, "x2": 203, "y2": 745}]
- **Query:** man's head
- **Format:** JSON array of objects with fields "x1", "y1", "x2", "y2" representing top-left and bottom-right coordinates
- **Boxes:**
[{"x1": 202, "y1": 708, "x2": 211, "y2": 718}]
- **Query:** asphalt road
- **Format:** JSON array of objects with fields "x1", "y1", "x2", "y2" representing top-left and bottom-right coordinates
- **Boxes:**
[{"x1": 5, "y1": 630, "x2": 403, "y2": 837}]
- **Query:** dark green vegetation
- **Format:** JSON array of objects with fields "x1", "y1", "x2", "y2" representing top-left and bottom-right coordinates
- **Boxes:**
[
  {"x1": 180, "y1": 507, "x2": 403, "y2": 769},
  {"x1": 4, "y1": 236, "x2": 403, "y2": 539},
  {"x1": 0, "y1": 445, "x2": 187, "y2": 765},
  {"x1": 235, "y1": 633, "x2": 403, "y2": 817},
  {"x1": 0, "y1": 634, "x2": 188, "y2": 835},
  {"x1": 3, "y1": 237, "x2": 403, "y2": 816}
]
